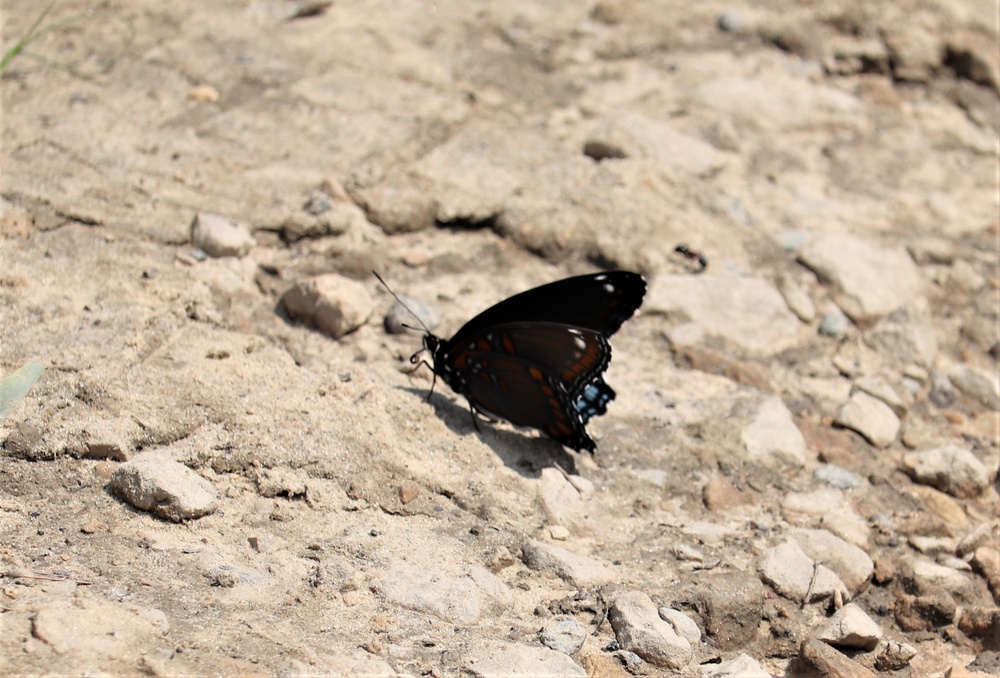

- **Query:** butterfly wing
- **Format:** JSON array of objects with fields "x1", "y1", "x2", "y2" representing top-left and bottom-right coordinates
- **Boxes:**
[
  {"x1": 459, "y1": 350, "x2": 597, "y2": 452},
  {"x1": 447, "y1": 271, "x2": 646, "y2": 346}
]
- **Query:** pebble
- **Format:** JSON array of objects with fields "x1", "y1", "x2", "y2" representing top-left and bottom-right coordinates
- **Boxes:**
[
  {"x1": 280, "y1": 273, "x2": 374, "y2": 339},
  {"x1": 956, "y1": 524, "x2": 994, "y2": 557},
  {"x1": 928, "y1": 369, "x2": 957, "y2": 407},
  {"x1": 790, "y1": 528, "x2": 874, "y2": 597},
  {"x1": 374, "y1": 562, "x2": 490, "y2": 625},
  {"x1": 874, "y1": 640, "x2": 918, "y2": 671},
  {"x1": 540, "y1": 618, "x2": 587, "y2": 655},
  {"x1": 834, "y1": 391, "x2": 900, "y2": 448},
  {"x1": 657, "y1": 607, "x2": 702, "y2": 643},
  {"x1": 970, "y1": 546, "x2": 1000, "y2": 595},
  {"x1": 759, "y1": 539, "x2": 848, "y2": 603},
  {"x1": 538, "y1": 468, "x2": 593, "y2": 535},
  {"x1": 583, "y1": 114, "x2": 728, "y2": 176},
  {"x1": 740, "y1": 396, "x2": 808, "y2": 468},
  {"x1": 798, "y1": 233, "x2": 922, "y2": 324},
  {"x1": 853, "y1": 376, "x2": 907, "y2": 417},
  {"x1": 901, "y1": 558, "x2": 975, "y2": 600},
  {"x1": 520, "y1": 540, "x2": 614, "y2": 588},
  {"x1": 698, "y1": 653, "x2": 770, "y2": 677},
  {"x1": 820, "y1": 507, "x2": 871, "y2": 550},
  {"x1": 908, "y1": 485, "x2": 967, "y2": 528},
  {"x1": 781, "y1": 488, "x2": 846, "y2": 525},
  {"x1": 948, "y1": 363, "x2": 1000, "y2": 409},
  {"x1": 647, "y1": 274, "x2": 801, "y2": 354},
  {"x1": 814, "y1": 464, "x2": 864, "y2": 490},
  {"x1": 468, "y1": 642, "x2": 586, "y2": 677},
  {"x1": 716, "y1": 10, "x2": 746, "y2": 33},
  {"x1": 862, "y1": 306, "x2": 939, "y2": 369},
  {"x1": 82, "y1": 417, "x2": 138, "y2": 461},
  {"x1": 819, "y1": 311, "x2": 851, "y2": 337},
  {"x1": 795, "y1": 638, "x2": 876, "y2": 678},
  {"x1": 949, "y1": 260, "x2": 986, "y2": 291},
  {"x1": 900, "y1": 444, "x2": 990, "y2": 498},
  {"x1": 779, "y1": 276, "x2": 817, "y2": 322},
  {"x1": 907, "y1": 535, "x2": 956, "y2": 555},
  {"x1": 190, "y1": 212, "x2": 255, "y2": 258},
  {"x1": 110, "y1": 453, "x2": 219, "y2": 522},
  {"x1": 607, "y1": 591, "x2": 693, "y2": 669},
  {"x1": 906, "y1": 236, "x2": 955, "y2": 264},
  {"x1": 816, "y1": 603, "x2": 883, "y2": 650},
  {"x1": 383, "y1": 295, "x2": 440, "y2": 334}
]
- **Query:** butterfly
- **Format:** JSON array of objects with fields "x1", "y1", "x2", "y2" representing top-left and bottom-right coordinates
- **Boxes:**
[{"x1": 380, "y1": 271, "x2": 646, "y2": 452}]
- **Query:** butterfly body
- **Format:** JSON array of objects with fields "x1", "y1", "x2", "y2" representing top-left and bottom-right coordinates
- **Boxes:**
[{"x1": 421, "y1": 271, "x2": 645, "y2": 452}]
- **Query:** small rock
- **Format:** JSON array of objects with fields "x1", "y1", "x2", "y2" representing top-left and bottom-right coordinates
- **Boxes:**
[
  {"x1": 658, "y1": 607, "x2": 701, "y2": 643},
  {"x1": 895, "y1": 591, "x2": 957, "y2": 629},
  {"x1": 188, "y1": 84, "x2": 220, "y2": 102},
  {"x1": 862, "y1": 306, "x2": 938, "y2": 369},
  {"x1": 792, "y1": 638, "x2": 876, "y2": 678},
  {"x1": 190, "y1": 212, "x2": 255, "y2": 258},
  {"x1": 874, "y1": 640, "x2": 918, "y2": 671},
  {"x1": 819, "y1": 311, "x2": 851, "y2": 337},
  {"x1": 956, "y1": 524, "x2": 993, "y2": 557},
  {"x1": 759, "y1": 539, "x2": 848, "y2": 603},
  {"x1": 608, "y1": 592, "x2": 692, "y2": 669},
  {"x1": 928, "y1": 370, "x2": 957, "y2": 407},
  {"x1": 281, "y1": 273, "x2": 374, "y2": 339},
  {"x1": 740, "y1": 396, "x2": 808, "y2": 468},
  {"x1": 906, "y1": 236, "x2": 955, "y2": 264},
  {"x1": 398, "y1": 483, "x2": 421, "y2": 505},
  {"x1": 374, "y1": 562, "x2": 485, "y2": 626},
  {"x1": 853, "y1": 377, "x2": 906, "y2": 417},
  {"x1": 901, "y1": 559, "x2": 975, "y2": 600},
  {"x1": 790, "y1": 528, "x2": 874, "y2": 597},
  {"x1": 110, "y1": 453, "x2": 219, "y2": 522},
  {"x1": 834, "y1": 391, "x2": 900, "y2": 448},
  {"x1": 957, "y1": 607, "x2": 1000, "y2": 640},
  {"x1": 817, "y1": 603, "x2": 883, "y2": 650},
  {"x1": 820, "y1": 507, "x2": 871, "y2": 550},
  {"x1": 908, "y1": 485, "x2": 967, "y2": 528},
  {"x1": 901, "y1": 444, "x2": 990, "y2": 498},
  {"x1": 384, "y1": 295, "x2": 440, "y2": 334},
  {"x1": 540, "y1": 618, "x2": 587, "y2": 655},
  {"x1": 970, "y1": 547, "x2": 1000, "y2": 596},
  {"x1": 82, "y1": 417, "x2": 137, "y2": 461},
  {"x1": 521, "y1": 540, "x2": 614, "y2": 588},
  {"x1": 781, "y1": 488, "x2": 846, "y2": 525},
  {"x1": 699, "y1": 653, "x2": 770, "y2": 677},
  {"x1": 716, "y1": 10, "x2": 746, "y2": 33},
  {"x1": 248, "y1": 533, "x2": 278, "y2": 553},
  {"x1": 907, "y1": 535, "x2": 956, "y2": 555},
  {"x1": 814, "y1": 464, "x2": 864, "y2": 490},
  {"x1": 778, "y1": 277, "x2": 817, "y2": 322},
  {"x1": 948, "y1": 363, "x2": 1000, "y2": 409},
  {"x1": 798, "y1": 234, "x2": 921, "y2": 324},
  {"x1": 949, "y1": 260, "x2": 986, "y2": 291},
  {"x1": 702, "y1": 475, "x2": 755, "y2": 510}
]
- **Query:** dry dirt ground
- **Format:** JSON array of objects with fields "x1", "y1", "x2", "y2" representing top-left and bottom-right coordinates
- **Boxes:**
[{"x1": 1, "y1": 1, "x2": 998, "y2": 676}]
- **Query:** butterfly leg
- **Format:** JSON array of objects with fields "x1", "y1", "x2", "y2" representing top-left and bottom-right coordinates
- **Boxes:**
[
  {"x1": 467, "y1": 400, "x2": 481, "y2": 431},
  {"x1": 405, "y1": 358, "x2": 438, "y2": 399}
]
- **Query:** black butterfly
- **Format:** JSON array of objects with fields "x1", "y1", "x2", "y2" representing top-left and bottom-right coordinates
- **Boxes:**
[{"x1": 383, "y1": 271, "x2": 646, "y2": 452}]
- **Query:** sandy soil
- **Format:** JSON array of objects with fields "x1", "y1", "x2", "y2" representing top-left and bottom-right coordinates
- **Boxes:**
[{"x1": 1, "y1": 0, "x2": 998, "y2": 676}]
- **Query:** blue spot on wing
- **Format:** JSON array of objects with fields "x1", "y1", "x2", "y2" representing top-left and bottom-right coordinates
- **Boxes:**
[{"x1": 575, "y1": 380, "x2": 615, "y2": 424}]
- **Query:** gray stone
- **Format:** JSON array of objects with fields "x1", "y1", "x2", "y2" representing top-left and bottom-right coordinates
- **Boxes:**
[
  {"x1": 817, "y1": 603, "x2": 883, "y2": 650},
  {"x1": 110, "y1": 453, "x2": 219, "y2": 522},
  {"x1": 608, "y1": 592, "x2": 692, "y2": 669},
  {"x1": 383, "y1": 295, "x2": 439, "y2": 335},
  {"x1": 862, "y1": 306, "x2": 938, "y2": 368},
  {"x1": 790, "y1": 528, "x2": 874, "y2": 597},
  {"x1": 814, "y1": 464, "x2": 864, "y2": 490},
  {"x1": 901, "y1": 445, "x2": 990, "y2": 498},
  {"x1": 190, "y1": 212, "x2": 255, "y2": 258},
  {"x1": 819, "y1": 311, "x2": 851, "y2": 337},
  {"x1": 647, "y1": 274, "x2": 800, "y2": 355},
  {"x1": 540, "y1": 618, "x2": 587, "y2": 655},
  {"x1": 693, "y1": 572, "x2": 767, "y2": 650},
  {"x1": 820, "y1": 507, "x2": 871, "y2": 550},
  {"x1": 716, "y1": 10, "x2": 746, "y2": 34},
  {"x1": 796, "y1": 638, "x2": 876, "y2": 678},
  {"x1": 521, "y1": 540, "x2": 614, "y2": 588},
  {"x1": 798, "y1": 233, "x2": 922, "y2": 323},
  {"x1": 948, "y1": 363, "x2": 1000, "y2": 409},
  {"x1": 373, "y1": 563, "x2": 503, "y2": 626},
  {"x1": 281, "y1": 273, "x2": 374, "y2": 339},
  {"x1": 741, "y1": 396, "x2": 808, "y2": 468},
  {"x1": 779, "y1": 276, "x2": 817, "y2": 322},
  {"x1": 82, "y1": 417, "x2": 138, "y2": 461},
  {"x1": 956, "y1": 524, "x2": 994, "y2": 557},
  {"x1": 853, "y1": 376, "x2": 906, "y2": 418},
  {"x1": 467, "y1": 642, "x2": 586, "y2": 677},
  {"x1": 834, "y1": 391, "x2": 900, "y2": 448},
  {"x1": 759, "y1": 539, "x2": 848, "y2": 603},
  {"x1": 901, "y1": 558, "x2": 975, "y2": 600},
  {"x1": 657, "y1": 607, "x2": 701, "y2": 644}
]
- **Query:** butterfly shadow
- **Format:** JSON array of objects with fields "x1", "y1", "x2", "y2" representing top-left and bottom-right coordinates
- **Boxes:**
[{"x1": 399, "y1": 386, "x2": 579, "y2": 477}]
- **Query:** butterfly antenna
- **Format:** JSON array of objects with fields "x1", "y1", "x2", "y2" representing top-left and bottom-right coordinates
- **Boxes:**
[{"x1": 372, "y1": 271, "x2": 432, "y2": 334}]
